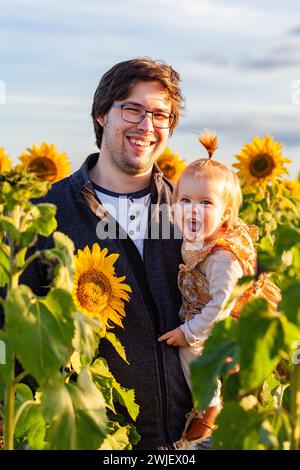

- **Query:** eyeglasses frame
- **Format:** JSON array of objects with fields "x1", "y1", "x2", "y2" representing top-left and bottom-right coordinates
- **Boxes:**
[{"x1": 111, "y1": 103, "x2": 176, "y2": 129}]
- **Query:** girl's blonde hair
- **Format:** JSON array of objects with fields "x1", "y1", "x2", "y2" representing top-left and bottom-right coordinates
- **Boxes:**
[{"x1": 173, "y1": 131, "x2": 242, "y2": 231}]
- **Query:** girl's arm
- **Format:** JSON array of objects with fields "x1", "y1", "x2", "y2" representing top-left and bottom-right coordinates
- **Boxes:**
[{"x1": 180, "y1": 249, "x2": 243, "y2": 347}]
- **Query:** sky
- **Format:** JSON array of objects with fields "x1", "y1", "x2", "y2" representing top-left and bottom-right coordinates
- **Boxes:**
[{"x1": 1, "y1": 0, "x2": 300, "y2": 177}]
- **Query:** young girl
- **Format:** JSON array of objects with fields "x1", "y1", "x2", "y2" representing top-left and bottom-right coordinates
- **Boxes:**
[{"x1": 158, "y1": 131, "x2": 281, "y2": 448}]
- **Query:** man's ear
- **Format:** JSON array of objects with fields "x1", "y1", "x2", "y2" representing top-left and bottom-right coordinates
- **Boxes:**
[{"x1": 96, "y1": 114, "x2": 106, "y2": 127}]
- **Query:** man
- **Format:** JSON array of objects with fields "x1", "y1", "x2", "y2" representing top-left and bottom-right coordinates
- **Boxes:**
[{"x1": 24, "y1": 58, "x2": 193, "y2": 449}]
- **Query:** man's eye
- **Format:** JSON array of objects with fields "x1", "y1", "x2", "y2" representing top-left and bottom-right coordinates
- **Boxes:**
[
  {"x1": 124, "y1": 106, "x2": 141, "y2": 115},
  {"x1": 154, "y1": 112, "x2": 169, "y2": 121}
]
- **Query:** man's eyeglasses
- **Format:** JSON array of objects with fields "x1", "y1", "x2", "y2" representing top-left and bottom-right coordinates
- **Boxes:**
[{"x1": 111, "y1": 103, "x2": 175, "y2": 129}]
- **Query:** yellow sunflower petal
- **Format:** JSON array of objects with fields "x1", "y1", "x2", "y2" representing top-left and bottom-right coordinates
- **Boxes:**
[
  {"x1": 73, "y1": 244, "x2": 131, "y2": 329},
  {"x1": 157, "y1": 147, "x2": 186, "y2": 182},
  {"x1": 0, "y1": 148, "x2": 12, "y2": 173},
  {"x1": 234, "y1": 135, "x2": 290, "y2": 194},
  {"x1": 19, "y1": 142, "x2": 71, "y2": 183}
]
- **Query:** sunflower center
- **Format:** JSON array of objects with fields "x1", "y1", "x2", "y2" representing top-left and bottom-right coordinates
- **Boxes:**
[
  {"x1": 162, "y1": 164, "x2": 176, "y2": 178},
  {"x1": 27, "y1": 157, "x2": 58, "y2": 182},
  {"x1": 76, "y1": 269, "x2": 112, "y2": 314},
  {"x1": 249, "y1": 154, "x2": 275, "y2": 178}
]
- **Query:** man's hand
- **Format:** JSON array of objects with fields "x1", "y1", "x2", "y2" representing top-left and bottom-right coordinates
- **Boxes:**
[{"x1": 158, "y1": 327, "x2": 189, "y2": 347}]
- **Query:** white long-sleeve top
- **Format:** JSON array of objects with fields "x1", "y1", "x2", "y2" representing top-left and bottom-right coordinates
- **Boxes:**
[{"x1": 179, "y1": 249, "x2": 243, "y2": 348}]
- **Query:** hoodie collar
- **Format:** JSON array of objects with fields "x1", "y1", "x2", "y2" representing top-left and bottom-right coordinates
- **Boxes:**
[{"x1": 71, "y1": 152, "x2": 164, "y2": 218}]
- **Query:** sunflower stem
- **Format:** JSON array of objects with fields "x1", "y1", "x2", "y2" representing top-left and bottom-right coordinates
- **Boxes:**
[{"x1": 291, "y1": 363, "x2": 300, "y2": 450}]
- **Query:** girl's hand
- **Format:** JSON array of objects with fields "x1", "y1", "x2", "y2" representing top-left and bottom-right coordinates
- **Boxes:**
[{"x1": 158, "y1": 327, "x2": 189, "y2": 347}]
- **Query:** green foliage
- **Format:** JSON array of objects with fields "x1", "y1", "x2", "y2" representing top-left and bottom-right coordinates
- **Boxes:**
[
  {"x1": 191, "y1": 318, "x2": 239, "y2": 410},
  {"x1": 237, "y1": 298, "x2": 284, "y2": 391},
  {"x1": 0, "y1": 165, "x2": 140, "y2": 450},
  {"x1": 213, "y1": 402, "x2": 265, "y2": 450},
  {"x1": 41, "y1": 369, "x2": 107, "y2": 450},
  {"x1": 5, "y1": 287, "x2": 75, "y2": 384},
  {"x1": 191, "y1": 181, "x2": 300, "y2": 450},
  {"x1": 91, "y1": 358, "x2": 140, "y2": 422}
]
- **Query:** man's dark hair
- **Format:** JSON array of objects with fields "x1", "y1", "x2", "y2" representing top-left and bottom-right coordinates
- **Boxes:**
[{"x1": 91, "y1": 57, "x2": 185, "y2": 149}]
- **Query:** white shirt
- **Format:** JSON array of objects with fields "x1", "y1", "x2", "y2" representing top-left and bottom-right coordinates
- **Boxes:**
[{"x1": 94, "y1": 184, "x2": 151, "y2": 259}]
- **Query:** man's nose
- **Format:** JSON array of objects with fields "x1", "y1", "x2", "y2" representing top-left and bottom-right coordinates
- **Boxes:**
[{"x1": 137, "y1": 112, "x2": 154, "y2": 132}]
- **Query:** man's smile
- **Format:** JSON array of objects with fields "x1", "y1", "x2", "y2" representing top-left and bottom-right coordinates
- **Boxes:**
[{"x1": 126, "y1": 136, "x2": 157, "y2": 151}]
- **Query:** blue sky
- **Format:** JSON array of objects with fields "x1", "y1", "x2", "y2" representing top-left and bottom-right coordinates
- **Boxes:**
[{"x1": 1, "y1": 0, "x2": 300, "y2": 177}]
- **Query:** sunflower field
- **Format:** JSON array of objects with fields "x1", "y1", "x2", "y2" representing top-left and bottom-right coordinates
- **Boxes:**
[
  {"x1": 0, "y1": 144, "x2": 139, "y2": 450},
  {"x1": 0, "y1": 135, "x2": 300, "y2": 450}
]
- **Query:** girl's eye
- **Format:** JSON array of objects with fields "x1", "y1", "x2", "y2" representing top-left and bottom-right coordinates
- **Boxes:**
[
  {"x1": 201, "y1": 200, "x2": 211, "y2": 205},
  {"x1": 180, "y1": 198, "x2": 191, "y2": 204}
]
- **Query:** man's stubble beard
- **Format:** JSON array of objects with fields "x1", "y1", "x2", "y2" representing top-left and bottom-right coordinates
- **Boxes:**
[{"x1": 106, "y1": 133, "x2": 158, "y2": 176}]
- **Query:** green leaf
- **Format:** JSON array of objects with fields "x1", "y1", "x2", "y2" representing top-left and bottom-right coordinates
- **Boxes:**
[
  {"x1": 279, "y1": 281, "x2": 300, "y2": 325},
  {"x1": 280, "y1": 316, "x2": 300, "y2": 357},
  {"x1": 89, "y1": 359, "x2": 115, "y2": 413},
  {"x1": 91, "y1": 358, "x2": 139, "y2": 421},
  {"x1": 222, "y1": 372, "x2": 241, "y2": 402},
  {"x1": 274, "y1": 225, "x2": 300, "y2": 257},
  {"x1": 13, "y1": 384, "x2": 49, "y2": 449},
  {"x1": 212, "y1": 402, "x2": 264, "y2": 450},
  {"x1": 99, "y1": 422, "x2": 131, "y2": 450},
  {"x1": 5, "y1": 286, "x2": 74, "y2": 383},
  {"x1": 15, "y1": 383, "x2": 34, "y2": 402},
  {"x1": 190, "y1": 317, "x2": 239, "y2": 410},
  {"x1": 260, "y1": 236, "x2": 274, "y2": 254},
  {"x1": 35, "y1": 203, "x2": 57, "y2": 237},
  {"x1": 105, "y1": 332, "x2": 129, "y2": 364},
  {"x1": 237, "y1": 298, "x2": 284, "y2": 391},
  {"x1": 291, "y1": 244, "x2": 300, "y2": 272},
  {"x1": 0, "y1": 216, "x2": 19, "y2": 242},
  {"x1": 15, "y1": 247, "x2": 27, "y2": 269},
  {"x1": 72, "y1": 312, "x2": 101, "y2": 367},
  {"x1": 42, "y1": 231, "x2": 74, "y2": 291},
  {"x1": 27, "y1": 413, "x2": 49, "y2": 450},
  {"x1": 0, "y1": 245, "x2": 9, "y2": 287},
  {"x1": 99, "y1": 420, "x2": 140, "y2": 450},
  {"x1": 0, "y1": 331, "x2": 14, "y2": 399},
  {"x1": 41, "y1": 368, "x2": 107, "y2": 450},
  {"x1": 260, "y1": 374, "x2": 282, "y2": 409}
]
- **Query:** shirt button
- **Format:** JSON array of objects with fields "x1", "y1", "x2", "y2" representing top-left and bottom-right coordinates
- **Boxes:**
[
  {"x1": 130, "y1": 215, "x2": 135, "y2": 220},
  {"x1": 129, "y1": 230, "x2": 134, "y2": 236}
]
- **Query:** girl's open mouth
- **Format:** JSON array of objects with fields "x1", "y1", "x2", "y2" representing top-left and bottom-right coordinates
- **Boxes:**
[{"x1": 186, "y1": 218, "x2": 202, "y2": 233}]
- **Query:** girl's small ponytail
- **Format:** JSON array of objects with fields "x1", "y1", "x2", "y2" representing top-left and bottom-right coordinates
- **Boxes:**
[{"x1": 199, "y1": 129, "x2": 218, "y2": 159}]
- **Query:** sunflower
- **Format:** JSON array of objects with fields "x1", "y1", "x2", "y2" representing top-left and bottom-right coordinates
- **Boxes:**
[
  {"x1": 157, "y1": 147, "x2": 186, "y2": 182},
  {"x1": 233, "y1": 136, "x2": 291, "y2": 194},
  {"x1": 277, "y1": 178, "x2": 300, "y2": 209},
  {"x1": 19, "y1": 142, "x2": 71, "y2": 183},
  {"x1": 281, "y1": 179, "x2": 300, "y2": 200},
  {"x1": 73, "y1": 244, "x2": 132, "y2": 329},
  {"x1": 0, "y1": 147, "x2": 12, "y2": 173}
]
